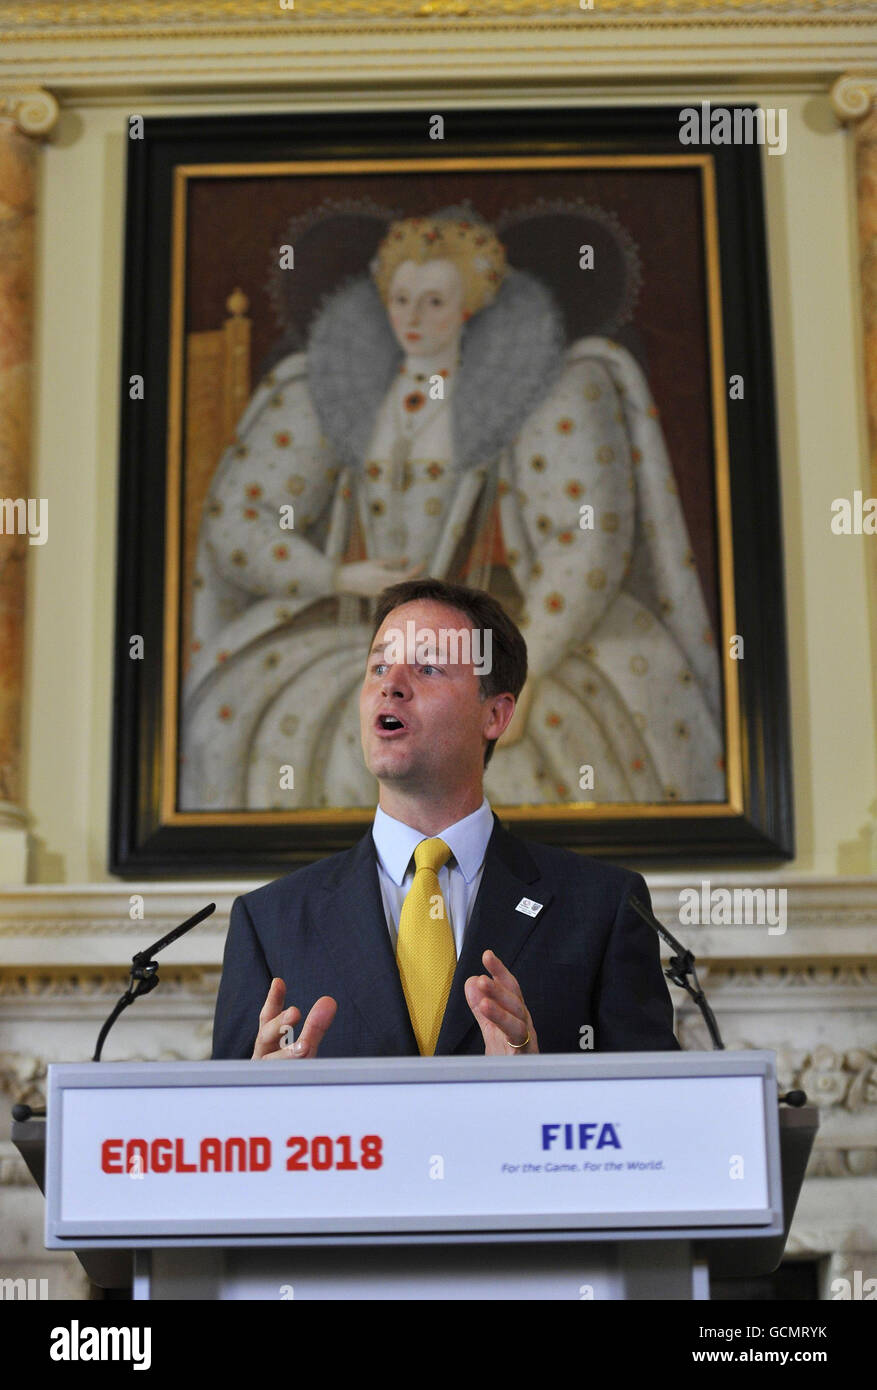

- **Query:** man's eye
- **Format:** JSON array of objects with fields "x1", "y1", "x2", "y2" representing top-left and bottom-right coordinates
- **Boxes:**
[
  {"x1": 420, "y1": 664, "x2": 437, "y2": 675},
  {"x1": 372, "y1": 663, "x2": 388, "y2": 675}
]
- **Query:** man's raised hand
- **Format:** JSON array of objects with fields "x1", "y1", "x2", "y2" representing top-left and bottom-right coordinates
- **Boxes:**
[
  {"x1": 252, "y1": 977, "x2": 337, "y2": 1059},
  {"x1": 464, "y1": 949, "x2": 539, "y2": 1055}
]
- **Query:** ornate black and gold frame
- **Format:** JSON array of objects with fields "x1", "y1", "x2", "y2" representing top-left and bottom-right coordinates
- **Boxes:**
[{"x1": 110, "y1": 106, "x2": 793, "y2": 873}]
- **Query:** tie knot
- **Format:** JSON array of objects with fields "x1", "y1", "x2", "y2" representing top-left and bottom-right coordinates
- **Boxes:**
[{"x1": 413, "y1": 837, "x2": 452, "y2": 875}]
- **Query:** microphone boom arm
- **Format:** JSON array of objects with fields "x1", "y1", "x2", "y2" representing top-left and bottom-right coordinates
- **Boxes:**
[
  {"x1": 628, "y1": 893, "x2": 725, "y2": 1051},
  {"x1": 92, "y1": 904, "x2": 216, "y2": 1061}
]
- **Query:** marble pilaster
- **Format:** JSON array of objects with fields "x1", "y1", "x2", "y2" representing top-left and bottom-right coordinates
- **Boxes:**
[{"x1": 0, "y1": 89, "x2": 58, "y2": 881}]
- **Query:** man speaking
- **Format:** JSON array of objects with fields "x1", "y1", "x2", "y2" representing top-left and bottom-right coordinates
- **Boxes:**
[{"x1": 212, "y1": 579, "x2": 678, "y2": 1060}]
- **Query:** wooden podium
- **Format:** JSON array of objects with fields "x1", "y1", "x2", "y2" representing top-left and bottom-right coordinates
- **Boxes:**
[{"x1": 13, "y1": 1051, "x2": 817, "y2": 1300}]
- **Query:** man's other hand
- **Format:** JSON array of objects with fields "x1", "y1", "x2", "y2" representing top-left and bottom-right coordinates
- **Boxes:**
[
  {"x1": 464, "y1": 949, "x2": 539, "y2": 1055},
  {"x1": 252, "y1": 977, "x2": 338, "y2": 1059}
]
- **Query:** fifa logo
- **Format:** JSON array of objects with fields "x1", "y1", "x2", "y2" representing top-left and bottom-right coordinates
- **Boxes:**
[{"x1": 541, "y1": 1123, "x2": 621, "y2": 1151}]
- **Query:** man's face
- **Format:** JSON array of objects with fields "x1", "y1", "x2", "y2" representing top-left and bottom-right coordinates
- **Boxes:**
[
  {"x1": 360, "y1": 600, "x2": 504, "y2": 795},
  {"x1": 386, "y1": 258, "x2": 466, "y2": 357}
]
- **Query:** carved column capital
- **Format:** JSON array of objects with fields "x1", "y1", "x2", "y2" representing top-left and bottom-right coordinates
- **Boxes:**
[
  {"x1": 0, "y1": 88, "x2": 59, "y2": 139},
  {"x1": 831, "y1": 74, "x2": 877, "y2": 128}
]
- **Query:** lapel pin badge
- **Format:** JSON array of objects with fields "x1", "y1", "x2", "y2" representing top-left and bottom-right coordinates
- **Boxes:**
[{"x1": 515, "y1": 897, "x2": 543, "y2": 918}]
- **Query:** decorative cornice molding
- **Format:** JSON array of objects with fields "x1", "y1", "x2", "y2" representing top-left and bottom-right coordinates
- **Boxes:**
[
  {"x1": 682, "y1": 963, "x2": 877, "y2": 987},
  {"x1": 0, "y1": 965, "x2": 221, "y2": 998},
  {"x1": 1, "y1": 0, "x2": 876, "y2": 35},
  {"x1": 1, "y1": 876, "x2": 875, "y2": 966},
  {"x1": 0, "y1": 884, "x2": 243, "y2": 938},
  {"x1": 831, "y1": 71, "x2": 877, "y2": 122},
  {"x1": 0, "y1": 86, "x2": 58, "y2": 137},
  {"x1": 1, "y1": 4, "x2": 874, "y2": 96},
  {"x1": 3, "y1": 960, "x2": 875, "y2": 996}
]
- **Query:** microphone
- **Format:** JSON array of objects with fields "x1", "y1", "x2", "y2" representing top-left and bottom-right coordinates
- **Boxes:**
[
  {"x1": 779, "y1": 1090, "x2": 808, "y2": 1107},
  {"x1": 92, "y1": 903, "x2": 216, "y2": 1061},
  {"x1": 12, "y1": 1103, "x2": 46, "y2": 1122},
  {"x1": 628, "y1": 893, "x2": 725, "y2": 1051}
]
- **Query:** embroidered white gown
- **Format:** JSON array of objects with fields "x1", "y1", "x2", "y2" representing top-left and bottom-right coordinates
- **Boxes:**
[{"x1": 180, "y1": 275, "x2": 725, "y2": 811}]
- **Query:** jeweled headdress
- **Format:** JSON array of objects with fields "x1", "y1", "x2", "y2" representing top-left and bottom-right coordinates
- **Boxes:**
[{"x1": 370, "y1": 213, "x2": 508, "y2": 317}]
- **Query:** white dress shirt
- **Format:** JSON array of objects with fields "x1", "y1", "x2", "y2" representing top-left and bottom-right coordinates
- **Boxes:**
[{"x1": 372, "y1": 797, "x2": 494, "y2": 957}]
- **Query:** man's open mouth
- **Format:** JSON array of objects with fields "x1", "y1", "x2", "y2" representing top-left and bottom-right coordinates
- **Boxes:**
[{"x1": 376, "y1": 713, "x2": 407, "y2": 733}]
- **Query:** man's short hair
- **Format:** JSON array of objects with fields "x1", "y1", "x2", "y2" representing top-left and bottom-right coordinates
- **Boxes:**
[{"x1": 370, "y1": 579, "x2": 528, "y2": 768}]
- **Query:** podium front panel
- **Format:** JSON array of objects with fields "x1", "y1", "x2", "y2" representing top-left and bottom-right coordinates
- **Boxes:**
[{"x1": 45, "y1": 1052, "x2": 783, "y2": 1248}]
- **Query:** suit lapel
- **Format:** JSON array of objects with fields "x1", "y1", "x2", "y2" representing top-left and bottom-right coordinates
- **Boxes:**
[
  {"x1": 315, "y1": 829, "x2": 417, "y2": 1054},
  {"x1": 436, "y1": 815, "x2": 554, "y2": 1055}
]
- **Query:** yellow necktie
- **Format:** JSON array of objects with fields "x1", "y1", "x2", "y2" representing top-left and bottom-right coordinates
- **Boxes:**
[{"x1": 396, "y1": 837, "x2": 456, "y2": 1056}]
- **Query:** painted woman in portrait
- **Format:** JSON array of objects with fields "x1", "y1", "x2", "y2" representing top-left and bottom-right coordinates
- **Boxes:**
[{"x1": 180, "y1": 209, "x2": 724, "y2": 810}]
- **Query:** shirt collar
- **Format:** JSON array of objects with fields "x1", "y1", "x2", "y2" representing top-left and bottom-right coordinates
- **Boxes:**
[{"x1": 372, "y1": 796, "x2": 494, "y2": 886}]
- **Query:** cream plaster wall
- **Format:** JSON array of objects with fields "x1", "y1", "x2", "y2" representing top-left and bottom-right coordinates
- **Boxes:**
[{"x1": 21, "y1": 88, "x2": 876, "y2": 884}]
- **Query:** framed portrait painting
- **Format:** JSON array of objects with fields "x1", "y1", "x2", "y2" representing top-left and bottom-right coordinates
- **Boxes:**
[{"x1": 110, "y1": 105, "x2": 793, "y2": 873}]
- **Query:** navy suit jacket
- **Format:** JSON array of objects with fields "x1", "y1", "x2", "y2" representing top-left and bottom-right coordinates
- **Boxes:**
[{"x1": 211, "y1": 814, "x2": 678, "y2": 1059}]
